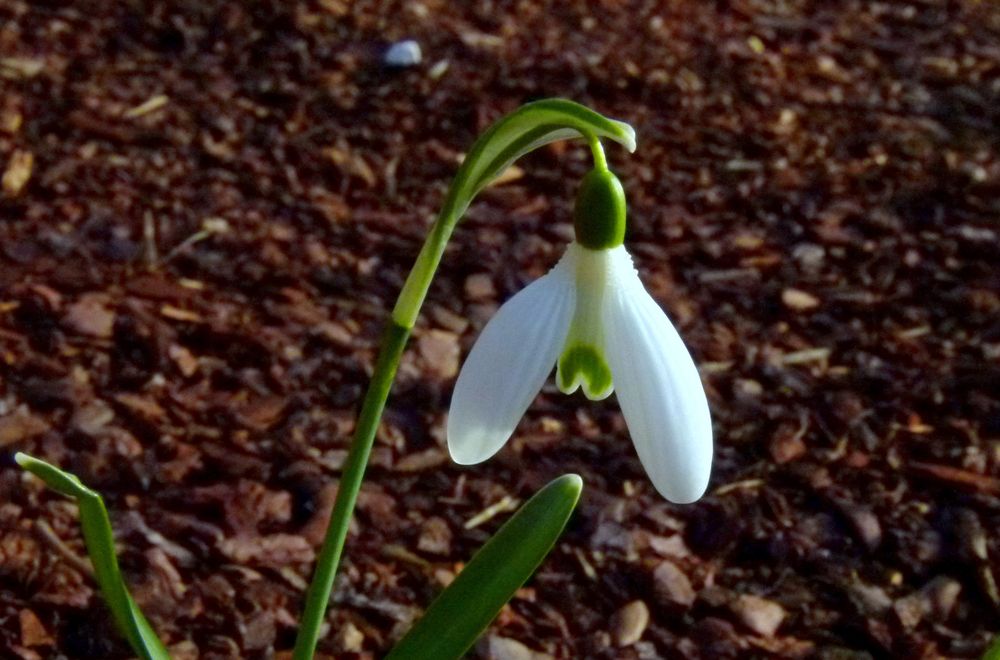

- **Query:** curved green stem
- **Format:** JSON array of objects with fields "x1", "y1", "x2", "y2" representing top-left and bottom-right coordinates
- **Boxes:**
[
  {"x1": 291, "y1": 99, "x2": 635, "y2": 660},
  {"x1": 588, "y1": 135, "x2": 607, "y2": 171}
]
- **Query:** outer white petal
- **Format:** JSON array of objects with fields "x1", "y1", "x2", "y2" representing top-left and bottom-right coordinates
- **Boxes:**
[
  {"x1": 447, "y1": 263, "x2": 575, "y2": 465},
  {"x1": 602, "y1": 253, "x2": 713, "y2": 503}
]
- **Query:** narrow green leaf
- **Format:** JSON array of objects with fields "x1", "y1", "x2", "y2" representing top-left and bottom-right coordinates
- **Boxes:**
[
  {"x1": 386, "y1": 474, "x2": 583, "y2": 660},
  {"x1": 15, "y1": 453, "x2": 171, "y2": 660},
  {"x1": 984, "y1": 635, "x2": 1000, "y2": 660}
]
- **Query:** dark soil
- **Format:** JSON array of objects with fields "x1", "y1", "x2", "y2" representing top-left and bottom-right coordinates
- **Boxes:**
[{"x1": 1, "y1": 1, "x2": 999, "y2": 658}]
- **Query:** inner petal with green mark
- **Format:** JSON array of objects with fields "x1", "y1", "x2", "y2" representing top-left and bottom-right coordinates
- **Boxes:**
[
  {"x1": 555, "y1": 243, "x2": 615, "y2": 401},
  {"x1": 557, "y1": 343, "x2": 613, "y2": 400}
]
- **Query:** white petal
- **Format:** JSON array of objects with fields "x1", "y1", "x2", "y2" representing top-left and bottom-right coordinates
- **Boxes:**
[
  {"x1": 602, "y1": 258, "x2": 713, "y2": 503},
  {"x1": 447, "y1": 264, "x2": 575, "y2": 465}
]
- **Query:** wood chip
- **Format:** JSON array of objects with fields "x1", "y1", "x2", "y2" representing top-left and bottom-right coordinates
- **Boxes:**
[
  {"x1": 217, "y1": 534, "x2": 314, "y2": 567},
  {"x1": 0, "y1": 58, "x2": 44, "y2": 79},
  {"x1": 19, "y1": 609, "x2": 53, "y2": 647},
  {"x1": 124, "y1": 94, "x2": 169, "y2": 118},
  {"x1": 168, "y1": 344, "x2": 199, "y2": 377},
  {"x1": 464, "y1": 495, "x2": 519, "y2": 529},
  {"x1": 2, "y1": 149, "x2": 33, "y2": 196},
  {"x1": 487, "y1": 164, "x2": 525, "y2": 187},
  {"x1": 63, "y1": 294, "x2": 115, "y2": 338},
  {"x1": 0, "y1": 412, "x2": 50, "y2": 447},
  {"x1": 909, "y1": 461, "x2": 1000, "y2": 494},
  {"x1": 160, "y1": 305, "x2": 203, "y2": 322},
  {"x1": 781, "y1": 288, "x2": 820, "y2": 311},
  {"x1": 464, "y1": 273, "x2": 496, "y2": 301},
  {"x1": 395, "y1": 447, "x2": 447, "y2": 472},
  {"x1": 113, "y1": 393, "x2": 166, "y2": 421},
  {"x1": 416, "y1": 516, "x2": 452, "y2": 555},
  {"x1": 417, "y1": 330, "x2": 460, "y2": 380},
  {"x1": 236, "y1": 396, "x2": 287, "y2": 432}
]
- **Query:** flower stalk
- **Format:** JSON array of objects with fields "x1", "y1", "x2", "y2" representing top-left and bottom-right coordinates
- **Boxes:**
[
  {"x1": 292, "y1": 100, "x2": 635, "y2": 660},
  {"x1": 447, "y1": 129, "x2": 713, "y2": 504}
]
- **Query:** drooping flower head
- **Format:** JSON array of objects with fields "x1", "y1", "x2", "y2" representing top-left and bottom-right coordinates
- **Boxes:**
[{"x1": 447, "y1": 150, "x2": 713, "y2": 503}]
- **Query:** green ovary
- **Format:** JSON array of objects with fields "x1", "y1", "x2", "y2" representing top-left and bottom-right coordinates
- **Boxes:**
[{"x1": 557, "y1": 344, "x2": 613, "y2": 401}]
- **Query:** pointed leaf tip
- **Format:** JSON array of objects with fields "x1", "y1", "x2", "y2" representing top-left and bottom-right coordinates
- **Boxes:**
[{"x1": 386, "y1": 474, "x2": 583, "y2": 659}]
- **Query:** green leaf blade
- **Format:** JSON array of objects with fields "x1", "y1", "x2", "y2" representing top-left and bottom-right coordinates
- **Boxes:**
[
  {"x1": 386, "y1": 474, "x2": 583, "y2": 660},
  {"x1": 16, "y1": 453, "x2": 171, "y2": 660}
]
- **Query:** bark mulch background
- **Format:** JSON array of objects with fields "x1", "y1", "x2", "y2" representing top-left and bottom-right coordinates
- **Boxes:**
[{"x1": 1, "y1": 1, "x2": 999, "y2": 658}]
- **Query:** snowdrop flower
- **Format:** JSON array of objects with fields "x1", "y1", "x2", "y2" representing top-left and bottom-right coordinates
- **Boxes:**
[{"x1": 447, "y1": 165, "x2": 713, "y2": 503}]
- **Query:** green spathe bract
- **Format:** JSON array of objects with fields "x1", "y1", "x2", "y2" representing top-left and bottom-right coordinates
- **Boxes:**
[
  {"x1": 385, "y1": 475, "x2": 583, "y2": 660},
  {"x1": 573, "y1": 168, "x2": 626, "y2": 250},
  {"x1": 392, "y1": 99, "x2": 636, "y2": 330},
  {"x1": 15, "y1": 453, "x2": 170, "y2": 660}
]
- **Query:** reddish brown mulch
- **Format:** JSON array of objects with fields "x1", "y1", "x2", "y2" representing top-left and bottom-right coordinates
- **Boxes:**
[{"x1": 1, "y1": 1, "x2": 999, "y2": 658}]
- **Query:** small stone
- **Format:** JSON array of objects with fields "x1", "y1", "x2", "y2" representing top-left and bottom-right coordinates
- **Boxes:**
[
  {"x1": 850, "y1": 581, "x2": 892, "y2": 615},
  {"x1": 781, "y1": 288, "x2": 820, "y2": 311},
  {"x1": 731, "y1": 594, "x2": 785, "y2": 637},
  {"x1": 792, "y1": 243, "x2": 825, "y2": 271},
  {"x1": 653, "y1": 560, "x2": 696, "y2": 607},
  {"x1": 168, "y1": 641, "x2": 199, "y2": 660},
  {"x1": 893, "y1": 592, "x2": 926, "y2": 629},
  {"x1": 841, "y1": 503, "x2": 882, "y2": 550},
  {"x1": 384, "y1": 40, "x2": 422, "y2": 67},
  {"x1": 430, "y1": 305, "x2": 469, "y2": 334},
  {"x1": 476, "y1": 635, "x2": 552, "y2": 660},
  {"x1": 894, "y1": 576, "x2": 963, "y2": 629},
  {"x1": 647, "y1": 534, "x2": 691, "y2": 559},
  {"x1": 335, "y1": 621, "x2": 364, "y2": 653},
  {"x1": 417, "y1": 329, "x2": 460, "y2": 379},
  {"x1": 464, "y1": 273, "x2": 496, "y2": 301},
  {"x1": 417, "y1": 516, "x2": 452, "y2": 555},
  {"x1": 240, "y1": 610, "x2": 276, "y2": 651},
  {"x1": 692, "y1": 617, "x2": 741, "y2": 656},
  {"x1": 734, "y1": 378, "x2": 763, "y2": 399},
  {"x1": 923, "y1": 576, "x2": 961, "y2": 618},
  {"x1": 591, "y1": 520, "x2": 634, "y2": 554},
  {"x1": 611, "y1": 600, "x2": 649, "y2": 646}
]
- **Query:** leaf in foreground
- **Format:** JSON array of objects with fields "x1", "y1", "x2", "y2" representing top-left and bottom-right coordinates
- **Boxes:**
[
  {"x1": 16, "y1": 453, "x2": 170, "y2": 660},
  {"x1": 386, "y1": 473, "x2": 583, "y2": 660}
]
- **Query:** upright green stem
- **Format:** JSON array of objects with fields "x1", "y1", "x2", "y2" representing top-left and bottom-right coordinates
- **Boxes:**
[
  {"x1": 292, "y1": 324, "x2": 409, "y2": 660},
  {"x1": 291, "y1": 99, "x2": 636, "y2": 660}
]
